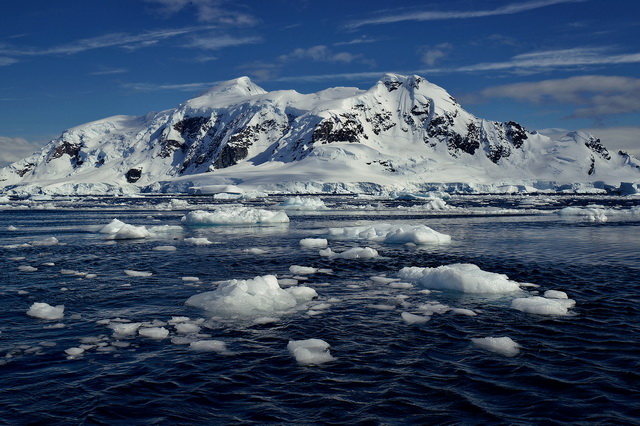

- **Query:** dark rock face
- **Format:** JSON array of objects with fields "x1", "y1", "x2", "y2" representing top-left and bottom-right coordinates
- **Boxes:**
[
  {"x1": 585, "y1": 136, "x2": 611, "y2": 160},
  {"x1": 125, "y1": 167, "x2": 142, "y2": 183},
  {"x1": 47, "y1": 141, "x2": 83, "y2": 167},
  {"x1": 311, "y1": 114, "x2": 365, "y2": 144},
  {"x1": 505, "y1": 121, "x2": 528, "y2": 148}
]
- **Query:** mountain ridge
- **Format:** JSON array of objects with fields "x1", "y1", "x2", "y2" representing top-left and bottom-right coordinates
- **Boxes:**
[{"x1": 1, "y1": 74, "x2": 639, "y2": 195}]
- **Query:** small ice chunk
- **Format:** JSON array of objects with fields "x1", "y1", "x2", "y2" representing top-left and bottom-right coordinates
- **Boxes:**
[
  {"x1": 398, "y1": 264, "x2": 521, "y2": 294},
  {"x1": 110, "y1": 224, "x2": 151, "y2": 240},
  {"x1": 472, "y1": 337, "x2": 520, "y2": 357},
  {"x1": 109, "y1": 322, "x2": 142, "y2": 336},
  {"x1": 544, "y1": 290, "x2": 568, "y2": 299},
  {"x1": 175, "y1": 323, "x2": 201, "y2": 334},
  {"x1": 558, "y1": 207, "x2": 607, "y2": 222},
  {"x1": 253, "y1": 317, "x2": 279, "y2": 325},
  {"x1": 327, "y1": 224, "x2": 451, "y2": 244},
  {"x1": 184, "y1": 237, "x2": 213, "y2": 245},
  {"x1": 511, "y1": 296, "x2": 575, "y2": 316},
  {"x1": 181, "y1": 207, "x2": 289, "y2": 226},
  {"x1": 278, "y1": 196, "x2": 327, "y2": 210},
  {"x1": 27, "y1": 302, "x2": 64, "y2": 320},
  {"x1": 124, "y1": 269, "x2": 153, "y2": 277},
  {"x1": 31, "y1": 237, "x2": 61, "y2": 246},
  {"x1": 287, "y1": 339, "x2": 335, "y2": 366},
  {"x1": 289, "y1": 265, "x2": 318, "y2": 275},
  {"x1": 244, "y1": 247, "x2": 268, "y2": 255},
  {"x1": 300, "y1": 238, "x2": 328, "y2": 248},
  {"x1": 189, "y1": 340, "x2": 228, "y2": 353},
  {"x1": 100, "y1": 219, "x2": 126, "y2": 234},
  {"x1": 138, "y1": 327, "x2": 169, "y2": 339},
  {"x1": 322, "y1": 247, "x2": 379, "y2": 259},
  {"x1": 64, "y1": 347, "x2": 85, "y2": 357},
  {"x1": 401, "y1": 312, "x2": 431, "y2": 324},
  {"x1": 18, "y1": 265, "x2": 38, "y2": 272},
  {"x1": 182, "y1": 276, "x2": 200, "y2": 282},
  {"x1": 153, "y1": 245, "x2": 177, "y2": 251},
  {"x1": 7, "y1": 225, "x2": 18, "y2": 231},
  {"x1": 450, "y1": 308, "x2": 477, "y2": 316}
]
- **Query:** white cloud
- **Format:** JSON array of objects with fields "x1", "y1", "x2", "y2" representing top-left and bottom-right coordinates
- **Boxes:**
[
  {"x1": 0, "y1": 137, "x2": 43, "y2": 167},
  {"x1": 345, "y1": 0, "x2": 585, "y2": 29},
  {"x1": 479, "y1": 75, "x2": 640, "y2": 118},
  {"x1": 0, "y1": 56, "x2": 18, "y2": 66},
  {"x1": 420, "y1": 43, "x2": 453, "y2": 67}
]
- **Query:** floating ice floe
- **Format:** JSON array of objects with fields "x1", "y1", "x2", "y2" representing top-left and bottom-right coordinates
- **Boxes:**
[
  {"x1": 471, "y1": 336, "x2": 520, "y2": 357},
  {"x1": 31, "y1": 236, "x2": 62, "y2": 246},
  {"x1": 27, "y1": 302, "x2": 65, "y2": 320},
  {"x1": 139, "y1": 327, "x2": 169, "y2": 339},
  {"x1": 18, "y1": 265, "x2": 38, "y2": 272},
  {"x1": 327, "y1": 224, "x2": 451, "y2": 244},
  {"x1": 401, "y1": 312, "x2": 431, "y2": 324},
  {"x1": 181, "y1": 207, "x2": 289, "y2": 226},
  {"x1": 189, "y1": 340, "x2": 228, "y2": 353},
  {"x1": 300, "y1": 238, "x2": 328, "y2": 248},
  {"x1": 153, "y1": 245, "x2": 177, "y2": 251},
  {"x1": 184, "y1": 237, "x2": 213, "y2": 245},
  {"x1": 124, "y1": 269, "x2": 153, "y2": 277},
  {"x1": 287, "y1": 339, "x2": 335, "y2": 366},
  {"x1": 511, "y1": 295, "x2": 576, "y2": 316},
  {"x1": 186, "y1": 274, "x2": 317, "y2": 317},
  {"x1": 277, "y1": 196, "x2": 327, "y2": 210},
  {"x1": 397, "y1": 263, "x2": 522, "y2": 294},
  {"x1": 320, "y1": 247, "x2": 379, "y2": 259},
  {"x1": 109, "y1": 322, "x2": 142, "y2": 337},
  {"x1": 289, "y1": 265, "x2": 318, "y2": 275},
  {"x1": 558, "y1": 206, "x2": 608, "y2": 222}
]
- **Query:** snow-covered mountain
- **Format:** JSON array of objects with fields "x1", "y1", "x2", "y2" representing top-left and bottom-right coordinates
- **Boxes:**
[{"x1": 1, "y1": 74, "x2": 639, "y2": 195}]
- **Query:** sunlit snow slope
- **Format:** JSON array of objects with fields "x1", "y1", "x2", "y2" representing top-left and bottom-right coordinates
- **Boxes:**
[{"x1": 1, "y1": 74, "x2": 639, "y2": 195}]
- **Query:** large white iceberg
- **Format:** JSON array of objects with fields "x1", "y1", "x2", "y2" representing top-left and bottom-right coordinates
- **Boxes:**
[
  {"x1": 328, "y1": 224, "x2": 451, "y2": 244},
  {"x1": 397, "y1": 263, "x2": 522, "y2": 294},
  {"x1": 186, "y1": 275, "x2": 316, "y2": 317},
  {"x1": 181, "y1": 207, "x2": 289, "y2": 225}
]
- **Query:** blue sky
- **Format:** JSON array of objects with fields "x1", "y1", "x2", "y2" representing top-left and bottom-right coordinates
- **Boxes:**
[{"x1": 1, "y1": 0, "x2": 639, "y2": 165}]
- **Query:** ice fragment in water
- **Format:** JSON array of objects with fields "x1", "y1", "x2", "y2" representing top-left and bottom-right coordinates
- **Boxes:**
[
  {"x1": 27, "y1": 302, "x2": 64, "y2": 320},
  {"x1": 181, "y1": 207, "x2": 289, "y2": 225},
  {"x1": 300, "y1": 238, "x2": 328, "y2": 248},
  {"x1": 472, "y1": 337, "x2": 520, "y2": 357},
  {"x1": 511, "y1": 296, "x2": 575, "y2": 315},
  {"x1": 398, "y1": 263, "x2": 521, "y2": 294},
  {"x1": 287, "y1": 339, "x2": 335, "y2": 366}
]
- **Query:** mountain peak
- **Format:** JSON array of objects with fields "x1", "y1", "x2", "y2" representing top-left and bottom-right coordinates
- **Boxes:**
[{"x1": 201, "y1": 76, "x2": 267, "y2": 98}]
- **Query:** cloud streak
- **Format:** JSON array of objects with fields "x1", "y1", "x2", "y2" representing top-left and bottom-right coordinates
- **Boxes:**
[
  {"x1": 345, "y1": 0, "x2": 585, "y2": 29},
  {"x1": 479, "y1": 75, "x2": 640, "y2": 118}
]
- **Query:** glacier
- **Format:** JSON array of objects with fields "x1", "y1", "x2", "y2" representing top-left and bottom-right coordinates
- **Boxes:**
[{"x1": 1, "y1": 73, "x2": 639, "y2": 196}]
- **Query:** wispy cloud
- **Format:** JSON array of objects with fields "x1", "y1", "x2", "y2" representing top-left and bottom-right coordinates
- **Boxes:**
[
  {"x1": 345, "y1": 0, "x2": 586, "y2": 29},
  {"x1": 89, "y1": 66, "x2": 128, "y2": 76},
  {"x1": 145, "y1": 0, "x2": 258, "y2": 26},
  {"x1": 185, "y1": 34, "x2": 261, "y2": 50},
  {"x1": 0, "y1": 57, "x2": 18, "y2": 66},
  {"x1": 0, "y1": 136, "x2": 42, "y2": 167},
  {"x1": 0, "y1": 27, "x2": 214, "y2": 58},
  {"x1": 121, "y1": 81, "x2": 222, "y2": 92},
  {"x1": 479, "y1": 75, "x2": 640, "y2": 118},
  {"x1": 452, "y1": 47, "x2": 640, "y2": 73}
]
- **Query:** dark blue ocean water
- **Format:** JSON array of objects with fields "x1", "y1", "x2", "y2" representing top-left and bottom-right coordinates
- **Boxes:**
[{"x1": 1, "y1": 194, "x2": 639, "y2": 424}]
